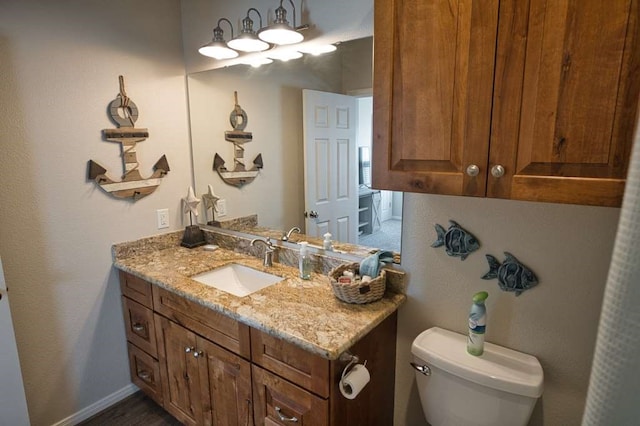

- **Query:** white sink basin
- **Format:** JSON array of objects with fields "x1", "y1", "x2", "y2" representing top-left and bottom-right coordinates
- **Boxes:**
[{"x1": 191, "y1": 264, "x2": 284, "y2": 297}]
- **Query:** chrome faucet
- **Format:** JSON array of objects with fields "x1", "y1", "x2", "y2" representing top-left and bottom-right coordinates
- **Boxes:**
[
  {"x1": 251, "y1": 237, "x2": 275, "y2": 267},
  {"x1": 282, "y1": 226, "x2": 301, "y2": 241}
]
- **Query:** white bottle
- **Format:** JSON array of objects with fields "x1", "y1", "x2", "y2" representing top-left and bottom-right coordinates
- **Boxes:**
[
  {"x1": 299, "y1": 241, "x2": 311, "y2": 280},
  {"x1": 323, "y1": 232, "x2": 333, "y2": 251}
]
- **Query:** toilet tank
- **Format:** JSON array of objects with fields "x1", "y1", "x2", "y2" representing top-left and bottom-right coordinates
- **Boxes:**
[{"x1": 411, "y1": 327, "x2": 543, "y2": 426}]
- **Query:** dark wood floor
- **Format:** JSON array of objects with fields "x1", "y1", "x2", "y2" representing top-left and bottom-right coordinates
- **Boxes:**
[{"x1": 78, "y1": 392, "x2": 182, "y2": 426}]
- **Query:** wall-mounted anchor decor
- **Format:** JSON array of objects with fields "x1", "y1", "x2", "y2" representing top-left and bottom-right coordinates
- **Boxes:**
[
  {"x1": 88, "y1": 76, "x2": 169, "y2": 200},
  {"x1": 213, "y1": 91, "x2": 263, "y2": 187},
  {"x1": 431, "y1": 220, "x2": 480, "y2": 260},
  {"x1": 482, "y1": 252, "x2": 538, "y2": 296},
  {"x1": 202, "y1": 184, "x2": 221, "y2": 226}
]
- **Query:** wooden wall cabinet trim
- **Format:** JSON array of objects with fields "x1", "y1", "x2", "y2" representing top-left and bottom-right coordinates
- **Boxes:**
[{"x1": 373, "y1": 0, "x2": 640, "y2": 207}]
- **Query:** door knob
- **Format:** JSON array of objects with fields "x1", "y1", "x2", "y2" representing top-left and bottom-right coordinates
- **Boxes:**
[
  {"x1": 304, "y1": 210, "x2": 319, "y2": 219},
  {"x1": 466, "y1": 164, "x2": 480, "y2": 177},
  {"x1": 491, "y1": 165, "x2": 505, "y2": 178}
]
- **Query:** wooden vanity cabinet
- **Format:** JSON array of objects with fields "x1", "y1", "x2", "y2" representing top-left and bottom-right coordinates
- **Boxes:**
[
  {"x1": 119, "y1": 271, "x2": 398, "y2": 426},
  {"x1": 120, "y1": 271, "x2": 163, "y2": 405},
  {"x1": 372, "y1": 0, "x2": 640, "y2": 207},
  {"x1": 154, "y1": 315, "x2": 253, "y2": 426}
]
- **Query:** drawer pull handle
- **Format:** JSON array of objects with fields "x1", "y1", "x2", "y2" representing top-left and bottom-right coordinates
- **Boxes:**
[
  {"x1": 275, "y1": 406, "x2": 298, "y2": 423},
  {"x1": 132, "y1": 323, "x2": 145, "y2": 332},
  {"x1": 138, "y1": 370, "x2": 151, "y2": 382}
]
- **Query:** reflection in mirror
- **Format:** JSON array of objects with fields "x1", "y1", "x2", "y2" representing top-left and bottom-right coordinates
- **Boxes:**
[{"x1": 187, "y1": 37, "x2": 403, "y2": 258}]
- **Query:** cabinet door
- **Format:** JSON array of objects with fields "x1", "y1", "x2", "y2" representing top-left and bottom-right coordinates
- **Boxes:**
[
  {"x1": 252, "y1": 365, "x2": 328, "y2": 426},
  {"x1": 155, "y1": 315, "x2": 202, "y2": 425},
  {"x1": 490, "y1": 0, "x2": 640, "y2": 206},
  {"x1": 373, "y1": 0, "x2": 499, "y2": 196},
  {"x1": 197, "y1": 336, "x2": 253, "y2": 426}
]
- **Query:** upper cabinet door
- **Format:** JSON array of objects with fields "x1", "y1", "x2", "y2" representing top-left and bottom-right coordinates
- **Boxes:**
[
  {"x1": 372, "y1": 0, "x2": 500, "y2": 196},
  {"x1": 489, "y1": 0, "x2": 640, "y2": 206},
  {"x1": 373, "y1": 0, "x2": 640, "y2": 207}
]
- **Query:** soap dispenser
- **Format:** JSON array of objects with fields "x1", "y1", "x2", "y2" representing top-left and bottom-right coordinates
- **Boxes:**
[
  {"x1": 323, "y1": 232, "x2": 333, "y2": 251},
  {"x1": 467, "y1": 291, "x2": 488, "y2": 356},
  {"x1": 299, "y1": 241, "x2": 311, "y2": 280}
]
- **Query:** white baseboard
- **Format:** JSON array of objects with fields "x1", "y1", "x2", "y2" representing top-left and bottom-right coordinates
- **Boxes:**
[{"x1": 52, "y1": 383, "x2": 139, "y2": 426}]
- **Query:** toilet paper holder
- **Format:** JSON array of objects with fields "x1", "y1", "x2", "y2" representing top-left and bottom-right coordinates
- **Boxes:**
[
  {"x1": 339, "y1": 351, "x2": 370, "y2": 399},
  {"x1": 339, "y1": 352, "x2": 367, "y2": 381}
]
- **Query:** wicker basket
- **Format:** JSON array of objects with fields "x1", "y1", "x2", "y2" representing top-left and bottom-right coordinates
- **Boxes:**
[{"x1": 328, "y1": 262, "x2": 386, "y2": 304}]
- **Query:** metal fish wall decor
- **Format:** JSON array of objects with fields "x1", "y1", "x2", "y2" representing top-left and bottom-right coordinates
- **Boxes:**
[
  {"x1": 482, "y1": 252, "x2": 539, "y2": 296},
  {"x1": 431, "y1": 220, "x2": 480, "y2": 260}
]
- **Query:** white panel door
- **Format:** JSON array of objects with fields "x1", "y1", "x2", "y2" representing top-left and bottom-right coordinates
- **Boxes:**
[
  {"x1": 0, "y1": 256, "x2": 30, "y2": 426},
  {"x1": 303, "y1": 90, "x2": 358, "y2": 243}
]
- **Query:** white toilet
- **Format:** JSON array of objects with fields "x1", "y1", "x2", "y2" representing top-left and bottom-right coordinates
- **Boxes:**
[{"x1": 411, "y1": 327, "x2": 543, "y2": 426}]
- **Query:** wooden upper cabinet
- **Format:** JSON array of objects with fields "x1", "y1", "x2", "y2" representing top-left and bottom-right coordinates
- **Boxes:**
[
  {"x1": 373, "y1": 0, "x2": 500, "y2": 195},
  {"x1": 373, "y1": 0, "x2": 640, "y2": 207}
]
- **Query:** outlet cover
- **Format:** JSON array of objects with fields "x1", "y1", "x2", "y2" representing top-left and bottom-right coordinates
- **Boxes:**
[
  {"x1": 157, "y1": 208, "x2": 169, "y2": 229},
  {"x1": 217, "y1": 199, "x2": 227, "y2": 217}
]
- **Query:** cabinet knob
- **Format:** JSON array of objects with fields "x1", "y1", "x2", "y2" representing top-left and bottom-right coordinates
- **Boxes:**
[
  {"x1": 185, "y1": 346, "x2": 194, "y2": 353},
  {"x1": 491, "y1": 164, "x2": 505, "y2": 178},
  {"x1": 466, "y1": 164, "x2": 480, "y2": 177},
  {"x1": 193, "y1": 350, "x2": 204, "y2": 358},
  {"x1": 275, "y1": 406, "x2": 299, "y2": 423},
  {"x1": 137, "y1": 370, "x2": 151, "y2": 382}
]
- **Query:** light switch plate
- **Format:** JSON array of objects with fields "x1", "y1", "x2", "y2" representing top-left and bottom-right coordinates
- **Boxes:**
[
  {"x1": 217, "y1": 199, "x2": 227, "y2": 217},
  {"x1": 157, "y1": 208, "x2": 169, "y2": 229}
]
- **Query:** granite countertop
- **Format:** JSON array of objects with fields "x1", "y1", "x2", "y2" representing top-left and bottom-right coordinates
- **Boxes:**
[{"x1": 113, "y1": 233, "x2": 405, "y2": 360}]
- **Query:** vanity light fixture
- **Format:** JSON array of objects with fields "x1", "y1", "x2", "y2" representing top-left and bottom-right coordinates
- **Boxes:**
[
  {"x1": 297, "y1": 44, "x2": 338, "y2": 56},
  {"x1": 241, "y1": 57, "x2": 274, "y2": 68},
  {"x1": 266, "y1": 49, "x2": 303, "y2": 62},
  {"x1": 258, "y1": 0, "x2": 307, "y2": 45},
  {"x1": 227, "y1": 8, "x2": 270, "y2": 53},
  {"x1": 199, "y1": 18, "x2": 239, "y2": 60}
]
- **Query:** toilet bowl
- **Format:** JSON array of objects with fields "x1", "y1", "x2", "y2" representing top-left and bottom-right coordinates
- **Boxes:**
[{"x1": 411, "y1": 327, "x2": 543, "y2": 426}]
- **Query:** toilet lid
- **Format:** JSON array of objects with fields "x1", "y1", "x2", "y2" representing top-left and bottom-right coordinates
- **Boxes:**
[{"x1": 411, "y1": 327, "x2": 543, "y2": 398}]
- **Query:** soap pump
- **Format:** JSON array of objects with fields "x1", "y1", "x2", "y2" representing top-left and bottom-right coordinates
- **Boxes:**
[
  {"x1": 299, "y1": 241, "x2": 311, "y2": 280},
  {"x1": 323, "y1": 232, "x2": 333, "y2": 251},
  {"x1": 467, "y1": 291, "x2": 489, "y2": 356}
]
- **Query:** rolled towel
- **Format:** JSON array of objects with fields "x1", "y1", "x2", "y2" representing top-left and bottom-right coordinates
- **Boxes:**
[{"x1": 359, "y1": 250, "x2": 394, "y2": 278}]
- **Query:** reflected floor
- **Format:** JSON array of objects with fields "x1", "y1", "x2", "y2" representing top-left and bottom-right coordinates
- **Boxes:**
[{"x1": 358, "y1": 219, "x2": 402, "y2": 253}]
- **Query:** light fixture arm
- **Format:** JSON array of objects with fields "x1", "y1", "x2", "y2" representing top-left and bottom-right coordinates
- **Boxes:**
[
  {"x1": 215, "y1": 17, "x2": 234, "y2": 40},
  {"x1": 280, "y1": 0, "x2": 298, "y2": 28},
  {"x1": 246, "y1": 8, "x2": 263, "y2": 30}
]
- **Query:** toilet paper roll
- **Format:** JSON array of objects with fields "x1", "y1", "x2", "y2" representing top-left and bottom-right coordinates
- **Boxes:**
[{"x1": 339, "y1": 364, "x2": 371, "y2": 400}]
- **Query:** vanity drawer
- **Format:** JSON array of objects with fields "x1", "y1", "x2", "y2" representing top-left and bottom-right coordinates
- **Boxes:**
[
  {"x1": 251, "y1": 329, "x2": 330, "y2": 398},
  {"x1": 152, "y1": 286, "x2": 251, "y2": 359},
  {"x1": 252, "y1": 365, "x2": 328, "y2": 426},
  {"x1": 127, "y1": 343, "x2": 163, "y2": 405},
  {"x1": 119, "y1": 271, "x2": 153, "y2": 308},
  {"x1": 122, "y1": 296, "x2": 157, "y2": 358}
]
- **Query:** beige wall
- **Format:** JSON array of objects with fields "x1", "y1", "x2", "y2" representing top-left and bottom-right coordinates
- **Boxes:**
[
  {"x1": 0, "y1": 1, "x2": 191, "y2": 424},
  {"x1": 395, "y1": 195, "x2": 620, "y2": 425}
]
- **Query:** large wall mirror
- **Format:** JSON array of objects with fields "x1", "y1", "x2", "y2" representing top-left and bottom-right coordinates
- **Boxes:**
[{"x1": 187, "y1": 36, "x2": 403, "y2": 256}]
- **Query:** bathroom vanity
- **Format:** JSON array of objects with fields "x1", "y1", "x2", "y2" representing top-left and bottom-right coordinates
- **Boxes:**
[{"x1": 114, "y1": 230, "x2": 405, "y2": 425}]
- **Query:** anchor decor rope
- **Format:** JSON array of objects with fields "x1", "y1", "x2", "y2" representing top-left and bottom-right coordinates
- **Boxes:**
[{"x1": 87, "y1": 75, "x2": 170, "y2": 200}]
